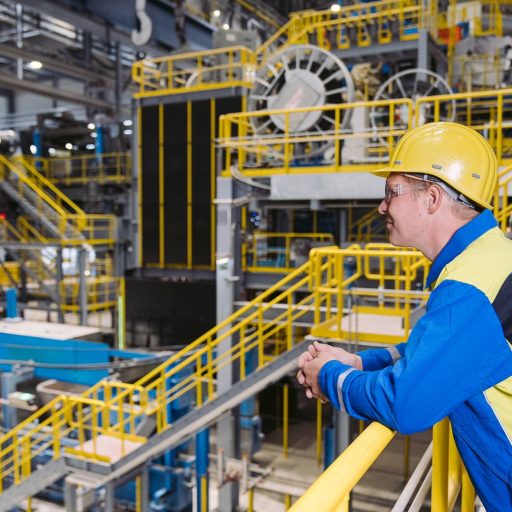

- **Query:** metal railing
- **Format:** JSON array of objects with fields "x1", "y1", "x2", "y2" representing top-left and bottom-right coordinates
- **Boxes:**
[
  {"x1": 21, "y1": 153, "x2": 132, "y2": 186},
  {"x1": 310, "y1": 244, "x2": 430, "y2": 344},
  {"x1": 415, "y1": 88, "x2": 512, "y2": 165},
  {"x1": 290, "y1": 417, "x2": 475, "y2": 511},
  {"x1": 219, "y1": 89, "x2": 512, "y2": 177},
  {"x1": 132, "y1": 46, "x2": 257, "y2": 98},
  {"x1": 60, "y1": 276, "x2": 119, "y2": 313},
  {"x1": 0, "y1": 245, "x2": 429, "y2": 496},
  {"x1": 290, "y1": 422, "x2": 395, "y2": 511},
  {"x1": 4, "y1": 155, "x2": 85, "y2": 217},
  {"x1": 244, "y1": 232, "x2": 335, "y2": 272},
  {"x1": 0, "y1": 217, "x2": 117, "y2": 311},
  {"x1": 0, "y1": 156, "x2": 117, "y2": 245},
  {"x1": 348, "y1": 207, "x2": 386, "y2": 242},
  {"x1": 131, "y1": 0, "x2": 438, "y2": 98},
  {"x1": 258, "y1": 0, "x2": 436, "y2": 63},
  {"x1": 448, "y1": 51, "x2": 504, "y2": 92},
  {"x1": 218, "y1": 98, "x2": 413, "y2": 176},
  {"x1": 494, "y1": 164, "x2": 512, "y2": 232},
  {"x1": 0, "y1": 261, "x2": 20, "y2": 287}
]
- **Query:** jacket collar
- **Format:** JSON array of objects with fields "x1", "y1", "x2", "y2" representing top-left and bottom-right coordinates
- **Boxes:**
[{"x1": 426, "y1": 209, "x2": 497, "y2": 289}]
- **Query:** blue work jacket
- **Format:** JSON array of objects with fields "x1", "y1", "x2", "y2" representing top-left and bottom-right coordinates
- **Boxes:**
[{"x1": 318, "y1": 210, "x2": 512, "y2": 511}]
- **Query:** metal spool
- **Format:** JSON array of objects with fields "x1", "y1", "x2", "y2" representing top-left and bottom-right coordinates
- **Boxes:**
[
  {"x1": 370, "y1": 68, "x2": 456, "y2": 144},
  {"x1": 247, "y1": 44, "x2": 355, "y2": 162}
]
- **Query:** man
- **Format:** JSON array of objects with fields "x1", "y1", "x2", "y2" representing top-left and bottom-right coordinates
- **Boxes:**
[{"x1": 297, "y1": 122, "x2": 512, "y2": 511}]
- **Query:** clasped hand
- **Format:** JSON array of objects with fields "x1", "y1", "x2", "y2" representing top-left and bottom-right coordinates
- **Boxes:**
[{"x1": 296, "y1": 341, "x2": 362, "y2": 402}]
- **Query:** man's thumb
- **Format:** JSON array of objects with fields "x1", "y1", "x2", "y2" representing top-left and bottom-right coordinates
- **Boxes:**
[{"x1": 314, "y1": 341, "x2": 328, "y2": 352}]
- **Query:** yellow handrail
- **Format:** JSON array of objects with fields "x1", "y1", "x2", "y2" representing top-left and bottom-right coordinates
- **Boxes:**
[
  {"x1": 290, "y1": 422, "x2": 395, "y2": 511},
  {"x1": 348, "y1": 207, "x2": 385, "y2": 242},
  {"x1": 291, "y1": 418, "x2": 475, "y2": 511},
  {"x1": 494, "y1": 164, "x2": 512, "y2": 231},
  {"x1": 219, "y1": 89, "x2": 512, "y2": 177},
  {"x1": 245, "y1": 232, "x2": 335, "y2": 272},
  {"x1": 219, "y1": 97, "x2": 414, "y2": 176},
  {"x1": 415, "y1": 88, "x2": 512, "y2": 165},
  {"x1": 14, "y1": 156, "x2": 85, "y2": 216},
  {"x1": 22, "y1": 153, "x2": 132, "y2": 186},
  {"x1": 132, "y1": 46, "x2": 256, "y2": 98},
  {"x1": 1, "y1": 156, "x2": 117, "y2": 245}
]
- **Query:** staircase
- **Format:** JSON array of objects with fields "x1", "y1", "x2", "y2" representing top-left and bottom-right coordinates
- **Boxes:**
[
  {"x1": 0, "y1": 155, "x2": 116, "y2": 246},
  {"x1": 0, "y1": 156, "x2": 118, "y2": 313}
]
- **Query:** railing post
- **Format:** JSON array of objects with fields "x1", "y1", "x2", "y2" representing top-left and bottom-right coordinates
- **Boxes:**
[
  {"x1": 432, "y1": 419, "x2": 449, "y2": 512},
  {"x1": 78, "y1": 248, "x2": 88, "y2": 325}
]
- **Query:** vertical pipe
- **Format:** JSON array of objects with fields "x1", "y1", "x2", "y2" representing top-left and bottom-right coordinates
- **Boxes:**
[
  {"x1": 78, "y1": 248, "x2": 88, "y2": 325},
  {"x1": 210, "y1": 99, "x2": 216, "y2": 270},
  {"x1": 196, "y1": 428, "x2": 209, "y2": 512},
  {"x1": 15, "y1": 3, "x2": 23, "y2": 81},
  {"x1": 283, "y1": 384, "x2": 289, "y2": 458},
  {"x1": 135, "y1": 475, "x2": 142, "y2": 512},
  {"x1": 187, "y1": 101, "x2": 193, "y2": 268},
  {"x1": 117, "y1": 277, "x2": 126, "y2": 349},
  {"x1": 56, "y1": 249, "x2": 64, "y2": 322},
  {"x1": 403, "y1": 435, "x2": 411, "y2": 480},
  {"x1": 5, "y1": 288, "x2": 17, "y2": 319},
  {"x1": 247, "y1": 488, "x2": 254, "y2": 512},
  {"x1": 316, "y1": 398, "x2": 323, "y2": 465},
  {"x1": 323, "y1": 425, "x2": 335, "y2": 469},
  {"x1": 115, "y1": 41, "x2": 122, "y2": 117},
  {"x1": 158, "y1": 103, "x2": 165, "y2": 267},
  {"x1": 137, "y1": 106, "x2": 143, "y2": 267}
]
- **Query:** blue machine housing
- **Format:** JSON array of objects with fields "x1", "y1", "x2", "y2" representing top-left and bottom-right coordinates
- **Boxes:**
[{"x1": 0, "y1": 333, "x2": 197, "y2": 511}]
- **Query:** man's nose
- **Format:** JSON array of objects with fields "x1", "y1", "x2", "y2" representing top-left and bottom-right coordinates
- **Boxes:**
[{"x1": 378, "y1": 198, "x2": 388, "y2": 215}]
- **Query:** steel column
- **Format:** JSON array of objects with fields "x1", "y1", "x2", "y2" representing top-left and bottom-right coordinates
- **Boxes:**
[
  {"x1": 78, "y1": 248, "x2": 88, "y2": 325},
  {"x1": 216, "y1": 177, "x2": 239, "y2": 511},
  {"x1": 56, "y1": 249, "x2": 64, "y2": 323}
]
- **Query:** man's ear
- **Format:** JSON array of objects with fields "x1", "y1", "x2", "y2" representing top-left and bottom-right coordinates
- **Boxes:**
[{"x1": 425, "y1": 184, "x2": 444, "y2": 213}]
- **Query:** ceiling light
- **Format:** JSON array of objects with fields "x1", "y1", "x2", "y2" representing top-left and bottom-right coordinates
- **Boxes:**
[
  {"x1": 87, "y1": 123, "x2": 95, "y2": 130},
  {"x1": 91, "y1": 132, "x2": 97, "y2": 138},
  {"x1": 330, "y1": 3, "x2": 341, "y2": 12},
  {"x1": 48, "y1": 148, "x2": 56, "y2": 155},
  {"x1": 65, "y1": 143, "x2": 73, "y2": 150},
  {"x1": 30, "y1": 145, "x2": 37, "y2": 155},
  {"x1": 86, "y1": 143, "x2": 95, "y2": 150},
  {"x1": 212, "y1": 9, "x2": 221, "y2": 17},
  {"x1": 122, "y1": 119, "x2": 133, "y2": 126},
  {"x1": 123, "y1": 129, "x2": 133, "y2": 135},
  {"x1": 222, "y1": 23, "x2": 230, "y2": 30},
  {"x1": 27, "y1": 60, "x2": 43, "y2": 70}
]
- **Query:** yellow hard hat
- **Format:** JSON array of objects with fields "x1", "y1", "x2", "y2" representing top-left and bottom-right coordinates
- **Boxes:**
[{"x1": 375, "y1": 122, "x2": 497, "y2": 210}]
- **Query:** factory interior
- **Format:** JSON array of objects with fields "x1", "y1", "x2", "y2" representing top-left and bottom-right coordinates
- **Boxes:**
[{"x1": 0, "y1": 0, "x2": 510, "y2": 510}]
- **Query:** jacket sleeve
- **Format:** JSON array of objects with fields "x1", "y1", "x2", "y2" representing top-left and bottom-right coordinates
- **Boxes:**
[
  {"x1": 358, "y1": 344, "x2": 406, "y2": 371},
  {"x1": 318, "y1": 280, "x2": 512, "y2": 434}
]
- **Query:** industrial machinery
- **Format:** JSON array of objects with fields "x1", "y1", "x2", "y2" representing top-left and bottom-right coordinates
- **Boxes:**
[
  {"x1": 248, "y1": 44, "x2": 355, "y2": 163},
  {"x1": 370, "y1": 68, "x2": 456, "y2": 142},
  {"x1": 0, "y1": 321, "x2": 197, "y2": 511}
]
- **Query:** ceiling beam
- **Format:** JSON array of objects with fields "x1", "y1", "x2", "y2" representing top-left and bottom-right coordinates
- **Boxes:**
[
  {"x1": 0, "y1": 73, "x2": 112, "y2": 110},
  {"x1": 0, "y1": 43, "x2": 116, "y2": 86}
]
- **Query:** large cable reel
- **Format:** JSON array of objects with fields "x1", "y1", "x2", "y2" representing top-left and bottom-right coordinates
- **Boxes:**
[
  {"x1": 247, "y1": 44, "x2": 356, "y2": 163},
  {"x1": 370, "y1": 68, "x2": 456, "y2": 145}
]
